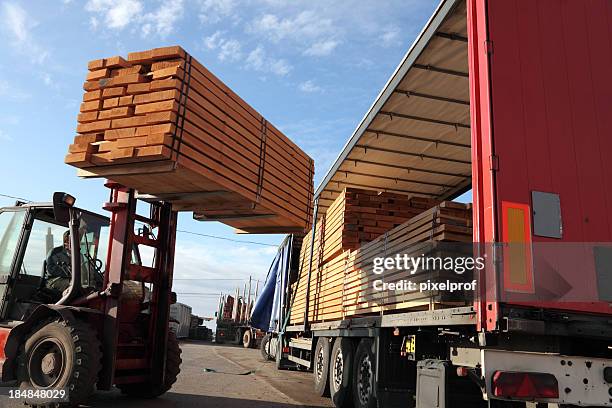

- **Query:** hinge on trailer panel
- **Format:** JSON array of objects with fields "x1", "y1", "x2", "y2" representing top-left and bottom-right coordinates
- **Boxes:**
[
  {"x1": 489, "y1": 154, "x2": 499, "y2": 171},
  {"x1": 484, "y1": 40, "x2": 494, "y2": 55}
]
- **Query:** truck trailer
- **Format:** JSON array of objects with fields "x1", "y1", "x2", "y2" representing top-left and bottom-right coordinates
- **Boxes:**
[{"x1": 260, "y1": 0, "x2": 612, "y2": 407}]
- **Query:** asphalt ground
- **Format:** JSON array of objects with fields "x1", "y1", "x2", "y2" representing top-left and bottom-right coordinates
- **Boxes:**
[{"x1": 0, "y1": 340, "x2": 333, "y2": 408}]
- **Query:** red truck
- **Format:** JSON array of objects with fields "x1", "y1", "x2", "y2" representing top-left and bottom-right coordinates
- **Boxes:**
[{"x1": 267, "y1": 0, "x2": 612, "y2": 407}]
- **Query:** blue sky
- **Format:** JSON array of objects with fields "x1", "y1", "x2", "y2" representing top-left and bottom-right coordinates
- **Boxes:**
[{"x1": 0, "y1": 0, "x2": 442, "y2": 320}]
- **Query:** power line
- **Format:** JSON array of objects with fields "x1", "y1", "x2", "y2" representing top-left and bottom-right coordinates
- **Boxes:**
[
  {"x1": 173, "y1": 278, "x2": 263, "y2": 282},
  {"x1": 0, "y1": 191, "x2": 280, "y2": 248},
  {"x1": 176, "y1": 229, "x2": 278, "y2": 247},
  {"x1": 0, "y1": 193, "x2": 30, "y2": 202}
]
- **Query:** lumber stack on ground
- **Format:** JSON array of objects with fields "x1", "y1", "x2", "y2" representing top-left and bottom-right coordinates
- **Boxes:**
[
  {"x1": 289, "y1": 200, "x2": 473, "y2": 324},
  {"x1": 66, "y1": 46, "x2": 314, "y2": 234},
  {"x1": 320, "y1": 188, "x2": 440, "y2": 263}
]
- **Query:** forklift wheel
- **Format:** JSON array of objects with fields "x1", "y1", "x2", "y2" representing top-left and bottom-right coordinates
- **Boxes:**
[
  {"x1": 117, "y1": 332, "x2": 182, "y2": 398},
  {"x1": 243, "y1": 330, "x2": 253, "y2": 348},
  {"x1": 19, "y1": 318, "x2": 102, "y2": 408}
]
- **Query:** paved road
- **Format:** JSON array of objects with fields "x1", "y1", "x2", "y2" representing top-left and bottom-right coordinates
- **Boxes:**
[{"x1": 1, "y1": 340, "x2": 333, "y2": 407}]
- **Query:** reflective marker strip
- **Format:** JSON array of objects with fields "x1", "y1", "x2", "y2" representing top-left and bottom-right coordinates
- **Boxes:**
[{"x1": 501, "y1": 201, "x2": 535, "y2": 293}]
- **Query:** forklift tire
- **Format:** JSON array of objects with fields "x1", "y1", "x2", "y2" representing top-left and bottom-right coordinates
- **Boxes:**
[
  {"x1": 19, "y1": 318, "x2": 102, "y2": 408},
  {"x1": 352, "y1": 338, "x2": 377, "y2": 408},
  {"x1": 313, "y1": 337, "x2": 331, "y2": 397},
  {"x1": 329, "y1": 337, "x2": 354, "y2": 408},
  {"x1": 260, "y1": 334, "x2": 273, "y2": 361},
  {"x1": 117, "y1": 331, "x2": 182, "y2": 398},
  {"x1": 243, "y1": 330, "x2": 253, "y2": 348}
]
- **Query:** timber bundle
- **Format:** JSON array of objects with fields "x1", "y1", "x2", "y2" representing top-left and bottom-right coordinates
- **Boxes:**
[
  {"x1": 65, "y1": 46, "x2": 314, "y2": 234},
  {"x1": 290, "y1": 188, "x2": 472, "y2": 324}
]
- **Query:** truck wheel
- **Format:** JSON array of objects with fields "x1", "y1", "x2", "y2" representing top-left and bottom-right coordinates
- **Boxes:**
[
  {"x1": 117, "y1": 331, "x2": 182, "y2": 398},
  {"x1": 314, "y1": 337, "x2": 331, "y2": 397},
  {"x1": 19, "y1": 318, "x2": 101, "y2": 408},
  {"x1": 233, "y1": 329, "x2": 243, "y2": 345},
  {"x1": 243, "y1": 330, "x2": 253, "y2": 348},
  {"x1": 260, "y1": 334, "x2": 273, "y2": 361},
  {"x1": 329, "y1": 337, "x2": 354, "y2": 407},
  {"x1": 353, "y1": 338, "x2": 376, "y2": 408}
]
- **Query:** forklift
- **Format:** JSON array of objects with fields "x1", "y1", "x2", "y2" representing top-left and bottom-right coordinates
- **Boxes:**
[{"x1": 0, "y1": 182, "x2": 181, "y2": 407}]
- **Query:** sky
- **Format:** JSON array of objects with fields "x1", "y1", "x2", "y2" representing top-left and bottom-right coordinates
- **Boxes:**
[{"x1": 0, "y1": 0, "x2": 443, "y2": 325}]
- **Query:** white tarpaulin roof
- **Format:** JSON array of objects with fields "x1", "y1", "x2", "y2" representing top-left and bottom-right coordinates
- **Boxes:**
[{"x1": 314, "y1": 0, "x2": 470, "y2": 217}]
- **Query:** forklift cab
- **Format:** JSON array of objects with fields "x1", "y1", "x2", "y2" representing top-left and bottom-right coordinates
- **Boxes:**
[{"x1": 0, "y1": 193, "x2": 109, "y2": 322}]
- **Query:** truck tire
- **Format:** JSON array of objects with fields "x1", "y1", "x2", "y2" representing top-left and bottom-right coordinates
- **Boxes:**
[
  {"x1": 352, "y1": 338, "x2": 377, "y2": 408},
  {"x1": 260, "y1": 334, "x2": 273, "y2": 361},
  {"x1": 329, "y1": 337, "x2": 354, "y2": 408},
  {"x1": 233, "y1": 329, "x2": 243, "y2": 345},
  {"x1": 117, "y1": 331, "x2": 182, "y2": 398},
  {"x1": 19, "y1": 318, "x2": 102, "y2": 408},
  {"x1": 314, "y1": 337, "x2": 331, "y2": 397},
  {"x1": 243, "y1": 329, "x2": 253, "y2": 348}
]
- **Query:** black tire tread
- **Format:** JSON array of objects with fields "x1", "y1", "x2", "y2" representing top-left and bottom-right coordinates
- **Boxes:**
[
  {"x1": 117, "y1": 331, "x2": 182, "y2": 398},
  {"x1": 20, "y1": 317, "x2": 102, "y2": 408},
  {"x1": 260, "y1": 334, "x2": 273, "y2": 361}
]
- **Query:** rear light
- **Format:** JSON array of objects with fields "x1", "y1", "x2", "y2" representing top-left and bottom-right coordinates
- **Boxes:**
[
  {"x1": 492, "y1": 371, "x2": 559, "y2": 400},
  {"x1": 456, "y1": 367, "x2": 469, "y2": 377},
  {"x1": 282, "y1": 347, "x2": 289, "y2": 353},
  {"x1": 219, "y1": 332, "x2": 224, "y2": 336}
]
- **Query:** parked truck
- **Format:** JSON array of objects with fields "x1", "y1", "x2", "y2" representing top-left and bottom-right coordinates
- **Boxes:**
[
  {"x1": 169, "y1": 302, "x2": 192, "y2": 339},
  {"x1": 215, "y1": 279, "x2": 262, "y2": 346},
  {"x1": 256, "y1": 1, "x2": 612, "y2": 407}
]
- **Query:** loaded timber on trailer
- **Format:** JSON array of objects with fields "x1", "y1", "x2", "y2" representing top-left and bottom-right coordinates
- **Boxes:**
[{"x1": 267, "y1": 1, "x2": 612, "y2": 408}]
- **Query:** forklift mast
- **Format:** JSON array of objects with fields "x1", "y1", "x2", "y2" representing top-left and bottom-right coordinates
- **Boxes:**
[{"x1": 97, "y1": 181, "x2": 178, "y2": 389}]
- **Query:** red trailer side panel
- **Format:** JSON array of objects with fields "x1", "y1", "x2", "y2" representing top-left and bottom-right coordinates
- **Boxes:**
[{"x1": 486, "y1": 0, "x2": 612, "y2": 315}]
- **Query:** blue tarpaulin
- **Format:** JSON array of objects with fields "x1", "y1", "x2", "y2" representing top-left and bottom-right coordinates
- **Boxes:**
[{"x1": 250, "y1": 235, "x2": 292, "y2": 333}]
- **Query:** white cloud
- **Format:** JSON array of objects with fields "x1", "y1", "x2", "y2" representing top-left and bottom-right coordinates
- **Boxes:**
[
  {"x1": 198, "y1": 0, "x2": 236, "y2": 23},
  {"x1": 298, "y1": 80, "x2": 322, "y2": 93},
  {"x1": 203, "y1": 30, "x2": 222, "y2": 49},
  {"x1": 0, "y1": 79, "x2": 30, "y2": 100},
  {"x1": 245, "y1": 46, "x2": 265, "y2": 70},
  {"x1": 303, "y1": 39, "x2": 339, "y2": 57},
  {"x1": 85, "y1": 0, "x2": 143, "y2": 30},
  {"x1": 245, "y1": 46, "x2": 292, "y2": 77},
  {"x1": 162, "y1": 238, "x2": 278, "y2": 318},
  {"x1": 250, "y1": 10, "x2": 336, "y2": 43},
  {"x1": 204, "y1": 31, "x2": 242, "y2": 62},
  {"x1": 89, "y1": 16, "x2": 99, "y2": 29},
  {"x1": 84, "y1": 0, "x2": 184, "y2": 37},
  {"x1": 269, "y1": 59, "x2": 291, "y2": 76},
  {"x1": 142, "y1": 0, "x2": 184, "y2": 37},
  {"x1": 41, "y1": 73, "x2": 52, "y2": 86},
  {"x1": 2, "y1": 1, "x2": 28, "y2": 42},
  {"x1": 380, "y1": 26, "x2": 401, "y2": 47},
  {"x1": 0, "y1": 2, "x2": 49, "y2": 64},
  {"x1": 0, "y1": 130, "x2": 13, "y2": 142},
  {"x1": 218, "y1": 39, "x2": 242, "y2": 61}
]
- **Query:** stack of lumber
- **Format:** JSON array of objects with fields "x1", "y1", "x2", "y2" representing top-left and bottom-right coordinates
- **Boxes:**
[
  {"x1": 290, "y1": 200, "x2": 473, "y2": 324},
  {"x1": 65, "y1": 46, "x2": 314, "y2": 234},
  {"x1": 321, "y1": 188, "x2": 440, "y2": 263}
]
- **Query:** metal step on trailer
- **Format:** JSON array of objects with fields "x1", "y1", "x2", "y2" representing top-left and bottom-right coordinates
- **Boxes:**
[{"x1": 288, "y1": 338, "x2": 313, "y2": 369}]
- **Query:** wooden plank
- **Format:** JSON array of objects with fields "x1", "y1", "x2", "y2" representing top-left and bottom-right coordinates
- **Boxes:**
[{"x1": 67, "y1": 46, "x2": 314, "y2": 233}]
